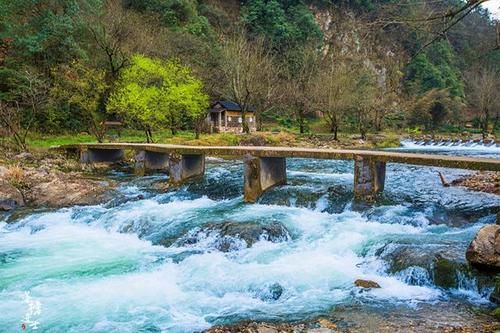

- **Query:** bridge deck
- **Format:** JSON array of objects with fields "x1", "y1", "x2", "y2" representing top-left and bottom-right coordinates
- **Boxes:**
[{"x1": 57, "y1": 143, "x2": 500, "y2": 171}]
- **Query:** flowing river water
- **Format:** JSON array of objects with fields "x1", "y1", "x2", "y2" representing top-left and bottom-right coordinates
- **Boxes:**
[{"x1": 0, "y1": 142, "x2": 499, "y2": 332}]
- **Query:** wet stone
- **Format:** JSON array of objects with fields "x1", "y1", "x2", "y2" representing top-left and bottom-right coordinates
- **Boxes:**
[
  {"x1": 174, "y1": 221, "x2": 291, "y2": 252},
  {"x1": 466, "y1": 224, "x2": 500, "y2": 271},
  {"x1": 354, "y1": 279, "x2": 381, "y2": 289},
  {"x1": 259, "y1": 187, "x2": 324, "y2": 209},
  {"x1": 379, "y1": 243, "x2": 475, "y2": 289},
  {"x1": 256, "y1": 282, "x2": 284, "y2": 301},
  {"x1": 0, "y1": 199, "x2": 18, "y2": 211}
]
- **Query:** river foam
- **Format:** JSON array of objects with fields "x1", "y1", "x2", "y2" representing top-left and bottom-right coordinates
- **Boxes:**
[{"x1": 0, "y1": 145, "x2": 498, "y2": 332}]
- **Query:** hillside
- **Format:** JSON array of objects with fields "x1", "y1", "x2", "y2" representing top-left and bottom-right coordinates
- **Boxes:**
[{"x1": 0, "y1": 0, "x2": 499, "y2": 148}]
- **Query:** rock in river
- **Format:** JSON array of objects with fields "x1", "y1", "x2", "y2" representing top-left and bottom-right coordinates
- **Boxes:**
[
  {"x1": 379, "y1": 243, "x2": 473, "y2": 289},
  {"x1": 174, "y1": 221, "x2": 291, "y2": 252},
  {"x1": 466, "y1": 224, "x2": 500, "y2": 271},
  {"x1": 354, "y1": 279, "x2": 381, "y2": 289}
]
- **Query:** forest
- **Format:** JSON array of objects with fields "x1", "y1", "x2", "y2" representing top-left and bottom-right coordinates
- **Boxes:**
[{"x1": 0, "y1": 0, "x2": 499, "y2": 149}]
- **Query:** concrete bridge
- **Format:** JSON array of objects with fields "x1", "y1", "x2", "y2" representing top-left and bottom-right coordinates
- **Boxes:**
[{"x1": 56, "y1": 143, "x2": 500, "y2": 203}]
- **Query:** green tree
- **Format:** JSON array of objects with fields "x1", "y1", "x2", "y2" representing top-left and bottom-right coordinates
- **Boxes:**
[
  {"x1": 107, "y1": 55, "x2": 209, "y2": 141},
  {"x1": 242, "y1": 0, "x2": 323, "y2": 51},
  {"x1": 50, "y1": 61, "x2": 109, "y2": 142},
  {"x1": 0, "y1": 0, "x2": 100, "y2": 70},
  {"x1": 407, "y1": 88, "x2": 464, "y2": 134},
  {"x1": 124, "y1": 0, "x2": 214, "y2": 39},
  {"x1": 405, "y1": 41, "x2": 464, "y2": 98}
]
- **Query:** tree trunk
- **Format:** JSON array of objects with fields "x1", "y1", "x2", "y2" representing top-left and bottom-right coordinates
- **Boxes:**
[
  {"x1": 241, "y1": 110, "x2": 249, "y2": 134},
  {"x1": 297, "y1": 109, "x2": 305, "y2": 134},
  {"x1": 492, "y1": 112, "x2": 499, "y2": 135},
  {"x1": 256, "y1": 112, "x2": 263, "y2": 132},
  {"x1": 148, "y1": 128, "x2": 154, "y2": 143},
  {"x1": 195, "y1": 125, "x2": 200, "y2": 139},
  {"x1": 482, "y1": 109, "x2": 489, "y2": 139}
]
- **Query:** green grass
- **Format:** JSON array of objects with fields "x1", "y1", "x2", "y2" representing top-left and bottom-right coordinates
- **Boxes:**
[
  {"x1": 25, "y1": 129, "x2": 242, "y2": 150},
  {"x1": 27, "y1": 133, "x2": 97, "y2": 149},
  {"x1": 18, "y1": 124, "x2": 495, "y2": 151},
  {"x1": 371, "y1": 132, "x2": 402, "y2": 148}
]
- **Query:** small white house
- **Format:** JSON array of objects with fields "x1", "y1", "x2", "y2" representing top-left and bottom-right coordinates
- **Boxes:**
[{"x1": 206, "y1": 100, "x2": 256, "y2": 133}]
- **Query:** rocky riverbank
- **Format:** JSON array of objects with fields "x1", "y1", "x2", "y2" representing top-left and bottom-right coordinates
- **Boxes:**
[
  {"x1": 204, "y1": 301, "x2": 500, "y2": 333},
  {"x1": 0, "y1": 150, "x2": 116, "y2": 211},
  {"x1": 451, "y1": 172, "x2": 500, "y2": 195}
]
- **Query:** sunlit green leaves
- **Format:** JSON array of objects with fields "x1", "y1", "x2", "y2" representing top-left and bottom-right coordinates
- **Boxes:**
[{"x1": 108, "y1": 55, "x2": 209, "y2": 138}]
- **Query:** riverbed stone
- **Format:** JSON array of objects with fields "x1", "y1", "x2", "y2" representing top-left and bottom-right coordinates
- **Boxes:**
[
  {"x1": 0, "y1": 180, "x2": 25, "y2": 211},
  {"x1": 354, "y1": 279, "x2": 381, "y2": 289},
  {"x1": 256, "y1": 282, "x2": 284, "y2": 301},
  {"x1": 0, "y1": 199, "x2": 18, "y2": 211},
  {"x1": 14, "y1": 152, "x2": 34, "y2": 161},
  {"x1": 466, "y1": 224, "x2": 500, "y2": 271}
]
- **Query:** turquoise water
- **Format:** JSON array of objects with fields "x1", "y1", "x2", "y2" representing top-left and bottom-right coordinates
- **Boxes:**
[{"x1": 0, "y1": 143, "x2": 498, "y2": 332}]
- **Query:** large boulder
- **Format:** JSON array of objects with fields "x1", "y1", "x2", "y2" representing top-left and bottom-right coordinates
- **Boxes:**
[
  {"x1": 379, "y1": 243, "x2": 473, "y2": 289},
  {"x1": 173, "y1": 221, "x2": 291, "y2": 252},
  {"x1": 466, "y1": 225, "x2": 500, "y2": 271}
]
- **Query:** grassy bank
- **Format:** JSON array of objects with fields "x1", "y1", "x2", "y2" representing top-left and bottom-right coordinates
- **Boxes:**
[{"x1": 20, "y1": 129, "x2": 406, "y2": 151}]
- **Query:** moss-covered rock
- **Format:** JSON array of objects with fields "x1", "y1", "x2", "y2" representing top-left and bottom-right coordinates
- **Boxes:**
[
  {"x1": 491, "y1": 307, "x2": 500, "y2": 321},
  {"x1": 491, "y1": 275, "x2": 500, "y2": 304},
  {"x1": 380, "y1": 244, "x2": 474, "y2": 289},
  {"x1": 432, "y1": 256, "x2": 464, "y2": 289}
]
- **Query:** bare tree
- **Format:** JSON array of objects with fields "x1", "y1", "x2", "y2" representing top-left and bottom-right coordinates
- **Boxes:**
[
  {"x1": 465, "y1": 66, "x2": 500, "y2": 138},
  {"x1": 86, "y1": 0, "x2": 167, "y2": 80},
  {"x1": 374, "y1": 0, "x2": 498, "y2": 55},
  {"x1": 220, "y1": 34, "x2": 278, "y2": 133},
  {"x1": 310, "y1": 62, "x2": 352, "y2": 140},
  {"x1": 281, "y1": 47, "x2": 322, "y2": 134},
  {"x1": 0, "y1": 71, "x2": 48, "y2": 151}
]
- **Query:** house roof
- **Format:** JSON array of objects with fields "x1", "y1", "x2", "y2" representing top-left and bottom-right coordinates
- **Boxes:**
[{"x1": 208, "y1": 100, "x2": 256, "y2": 112}]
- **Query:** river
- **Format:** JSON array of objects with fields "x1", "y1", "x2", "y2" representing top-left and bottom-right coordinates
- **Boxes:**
[{"x1": 0, "y1": 142, "x2": 499, "y2": 332}]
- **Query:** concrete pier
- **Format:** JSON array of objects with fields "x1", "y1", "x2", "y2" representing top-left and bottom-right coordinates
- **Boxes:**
[
  {"x1": 80, "y1": 148, "x2": 125, "y2": 164},
  {"x1": 244, "y1": 155, "x2": 287, "y2": 203},
  {"x1": 57, "y1": 143, "x2": 500, "y2": 204},
  {"x1": 134, "y1": 150, "x2": 170, "y2": 175},
  {"x1": 169, "y1": 153, "x2": 205, "y2": 184},
  {"x1": 353, "y1": 156, "x2": 386, "y2": 202}
]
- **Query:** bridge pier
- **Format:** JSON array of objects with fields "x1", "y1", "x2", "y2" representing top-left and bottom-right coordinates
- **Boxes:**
[
  {"x1": 169, "y1": 153, "x2": 205, "y2": 184},
  {"x1": 80, "y1": 148, "x2": 125, "y2": 164},
  {"x1": 353, "y1": 156, "x2": 386, "y2": 202},
  {"x1": 244, "y1": 155, "x2": 287, "y2": 203},
  {"x1": 134, "y1": 150, "x2": 170, "y2": 176}
]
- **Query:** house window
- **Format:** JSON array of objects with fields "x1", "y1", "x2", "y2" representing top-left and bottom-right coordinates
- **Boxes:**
[
  {"x1": 238, "y1": 117, "x2": 242, "y2": 123},
  {"x1": 228, "y1": 116, "x2": 232, "y2": 121}
]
